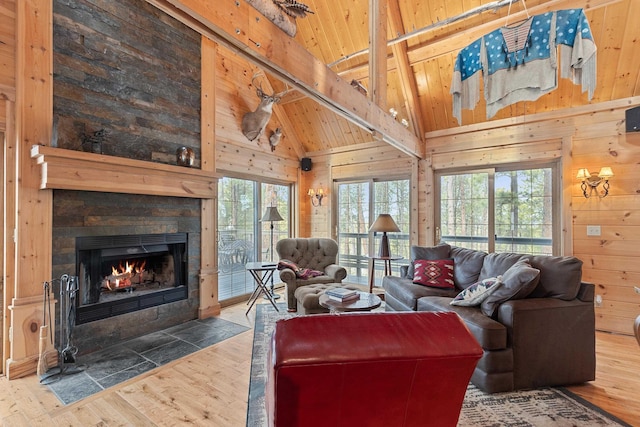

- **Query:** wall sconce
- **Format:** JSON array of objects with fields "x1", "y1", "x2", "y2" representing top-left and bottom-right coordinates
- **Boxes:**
[
  {"x1": 308, "y1": 188, "x2": 324, "y2": 206},
  {"x1": 576, "y1": 167, "x2": 614, "y2": 198}
]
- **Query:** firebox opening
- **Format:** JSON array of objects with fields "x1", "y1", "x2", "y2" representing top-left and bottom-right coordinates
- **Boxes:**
[{"x1": 76, "y1": 233, "x2": 188, "y2": 324}]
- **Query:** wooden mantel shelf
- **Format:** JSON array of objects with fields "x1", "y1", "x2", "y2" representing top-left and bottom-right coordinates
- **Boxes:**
[{"x1": 31, "y1": 145, "x2": 218, "y2": 199}]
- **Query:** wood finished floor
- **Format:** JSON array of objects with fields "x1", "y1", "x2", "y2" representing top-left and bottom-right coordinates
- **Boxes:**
[{"x1": 1, "y1": 294, "x2": 639, "y2": 426}]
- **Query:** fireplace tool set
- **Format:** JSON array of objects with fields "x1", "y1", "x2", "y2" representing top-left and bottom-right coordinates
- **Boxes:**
[{"x1": 39, "y1": 273, "x2": 83, "y2": 383}]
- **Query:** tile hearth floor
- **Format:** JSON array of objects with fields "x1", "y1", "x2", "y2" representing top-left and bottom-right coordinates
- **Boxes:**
[{"x1": 42, "y1": 316, "x2": 250, "y2": 405}]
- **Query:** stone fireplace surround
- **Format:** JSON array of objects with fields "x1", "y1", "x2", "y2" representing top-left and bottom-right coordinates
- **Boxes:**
[{"x1": 34, "y1": 145, "x2": 217, "y2": 355}]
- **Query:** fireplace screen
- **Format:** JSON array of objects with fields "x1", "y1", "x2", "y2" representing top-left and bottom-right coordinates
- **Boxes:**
[{"x1": 76, "y1": 233, "x2": 188, "y2": 324}]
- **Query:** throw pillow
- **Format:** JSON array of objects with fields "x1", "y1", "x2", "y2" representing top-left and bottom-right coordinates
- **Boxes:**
[
  {"x1": 481, "y1": 259, "x2": 541, "y2": 317},
  {"x1": 412, "y1": 259, "x2": 455, "y2": 289},
  {"x1": 450, "y1": 276, "x2": 502, "y2": 306},
  {"x1": 407, "y1": 243, "x2": 451, "y2": 279},
  {"x1": 277, "y1": 259, "x2": 298, "y2": 271}
]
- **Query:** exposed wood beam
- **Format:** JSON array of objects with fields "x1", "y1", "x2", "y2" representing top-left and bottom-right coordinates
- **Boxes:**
[
  {"x1": 387, "y1": 0, "x2": 425, "y2": 139},
  {"x1": 147, "y1": 0, "x2": 423, "y2": 158},
  {"x1": 369, "y1": 0, "x2": 386, "y2": 108},
  {"x1": 331, "y1": 0, "x2": 622, "y2": 84},
  {"x1": 328, "y1": 0, "x2": 522, "y2": 69}
]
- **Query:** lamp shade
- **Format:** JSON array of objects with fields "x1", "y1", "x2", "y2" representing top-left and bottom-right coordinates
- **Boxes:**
[
  {"x1": 261, "y1": 206, "x2": 284, "y2": 222},
  {"x1": 598, "y1": 167, "x2": 614, "y2": 179},
  {"x1": 369, "y1": 214, "x2": 400, "y2": 233},
  {"x1": 576, "y1": 168, "x2": 591, "y2": 180}
]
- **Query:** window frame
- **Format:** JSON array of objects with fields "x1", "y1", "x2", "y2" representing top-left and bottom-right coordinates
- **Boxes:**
[{"x1": 435, "y1": 160, "x2": 561, "y2": 255}]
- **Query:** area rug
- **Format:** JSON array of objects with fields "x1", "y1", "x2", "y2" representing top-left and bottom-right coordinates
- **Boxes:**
[
  {"x1": 44, "y1": 316, "x2": 249, "y2": 405},
  {"x1": 247, "y1": 304, "x2": 631, "y2": 427}
]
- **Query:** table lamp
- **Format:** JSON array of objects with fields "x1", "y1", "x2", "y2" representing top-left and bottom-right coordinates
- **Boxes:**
[{"x1": 369, "y1": 213, "x2": 400, "y2": 258}]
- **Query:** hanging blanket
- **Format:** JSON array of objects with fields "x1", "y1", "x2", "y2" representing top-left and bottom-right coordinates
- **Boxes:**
[{"x1": 451, "y1": 9, "x2": 596, "y2": 123}]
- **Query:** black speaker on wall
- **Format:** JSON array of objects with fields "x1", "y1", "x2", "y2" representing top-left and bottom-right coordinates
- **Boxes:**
[
  {"x1": 301, "y1": 157, "x2": 312, "y2": 171},
  {"x1": 625, "y1": 106, "x2": 640, "y2": 132}
]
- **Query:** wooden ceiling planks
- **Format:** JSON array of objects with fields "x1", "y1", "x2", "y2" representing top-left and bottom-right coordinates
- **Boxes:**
[
  {"x1": 176, "y1": 0, "x2": 640, "y2": 154},
  {"x1": 610, "y1": 1, "x2": 640, "y2": 100}
]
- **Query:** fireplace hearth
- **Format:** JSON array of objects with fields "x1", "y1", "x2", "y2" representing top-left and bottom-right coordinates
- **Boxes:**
[{"x1": 76, "y1": 233, "x2": 188, "y2": 324}]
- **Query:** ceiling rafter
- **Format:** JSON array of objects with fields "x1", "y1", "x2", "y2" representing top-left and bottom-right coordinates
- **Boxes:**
[
  {"x1": 327, "y1": 0, "x2": 622, "y2": 82},
  {"x1": 369, "y1": 0, "x2": 387, "y2": 109},
  {"x1": 328, "y1": 0, "x2": 524, "y2": 69},
  {"x1": 387, "y1": 0, "x2": 425, "y2": 140}
]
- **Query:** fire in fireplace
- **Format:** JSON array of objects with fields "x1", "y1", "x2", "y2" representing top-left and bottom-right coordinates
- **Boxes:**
[{"x1": 76, "y1": 233, "x2": 188, "y2": 324}]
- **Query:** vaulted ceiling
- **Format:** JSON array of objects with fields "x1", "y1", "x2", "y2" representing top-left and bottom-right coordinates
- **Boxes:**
[{"x1": 266, "y1": 0, "x2": 640, "y2": 155}]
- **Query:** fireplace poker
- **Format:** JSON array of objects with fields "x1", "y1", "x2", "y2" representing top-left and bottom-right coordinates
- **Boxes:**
[
  {"x1": 61, "y1": 275, "x2": 78, "y2": 365},
  {"x1": 37, "y1": 281, "x2": 53, "y2": 376}
]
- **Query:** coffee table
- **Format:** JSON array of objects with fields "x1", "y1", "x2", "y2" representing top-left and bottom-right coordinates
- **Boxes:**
[{"x1": 319, "y1": 291, "x2": 382, "y2": 313}]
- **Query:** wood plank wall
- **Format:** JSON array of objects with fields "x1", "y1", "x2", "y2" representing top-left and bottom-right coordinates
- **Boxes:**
[
  {"x1": 52, "y1": 0, "x2": 201, "y2": 162},
  {"x1": 304, "y1": 142, "x2": 419, "y2": 241},
  {"x1": 0, "y1": 0, "x2": 15, "y2": 130},
  {"x1": 423, "y1": 97, "x2": 640, "y2": 335},
  {"x1": 213, "y1": 44, "x2": 300, "y2": 188}
]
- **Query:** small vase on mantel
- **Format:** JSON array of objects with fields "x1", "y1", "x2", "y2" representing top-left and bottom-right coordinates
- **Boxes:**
[{"x1": 176, "y1": 146, "x2": 195, "y2": 167}]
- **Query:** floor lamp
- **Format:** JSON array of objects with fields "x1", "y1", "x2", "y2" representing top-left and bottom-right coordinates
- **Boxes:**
[
  {"x1": 261, "y1": 206, "x2": 283, "y2": 299},
  {"x1": 369, "y1": 213, "x2": 400, "y2": 257}
]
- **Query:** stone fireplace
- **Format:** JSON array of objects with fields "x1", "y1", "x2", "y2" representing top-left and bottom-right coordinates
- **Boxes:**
[
  {"x1": 75, "y1": 233, "x2": 188, "y2": 324},
  {"x1": 48, "y1": 186, "x2": 206, "y2": 355}
]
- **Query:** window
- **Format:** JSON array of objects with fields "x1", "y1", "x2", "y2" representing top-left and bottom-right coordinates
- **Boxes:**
[
  {"x1": 436, "y1": 164, "x2": 558, "y2": 255},
  {"x1": 335, "y1": 178, "x2": 410, "y2": 286},
  {"x1": 218, "y1": 177, "x2": 291, "y2": 302}
]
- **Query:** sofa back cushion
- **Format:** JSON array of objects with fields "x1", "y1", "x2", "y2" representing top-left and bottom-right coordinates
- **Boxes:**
[
  {"x1": 479, "y1": 252, "x2": 525, "y2": 280},
  {"x1": 407, "y1": 243, "x2": 451, "y2": 279},
  {"x1": 481, "y1": 259, "x2": 540, "y2": 317},
  {"x1": 524, "y1": 255, "x2": 583, "y2": 300},
  {"x1": 450, "y1": 246, "x2": 487, "y2": 289},
  {"x1": 276, "y1": 238, "x2": 339, "y2": 271}
]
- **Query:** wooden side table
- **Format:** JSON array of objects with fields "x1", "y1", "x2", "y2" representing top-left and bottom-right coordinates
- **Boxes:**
[
  {"x1": 319, "y1": 291, "x2": 381, "y2": 313},
  {"x1": 368, "y1": 256, "x2": 403, "y2": 293}
]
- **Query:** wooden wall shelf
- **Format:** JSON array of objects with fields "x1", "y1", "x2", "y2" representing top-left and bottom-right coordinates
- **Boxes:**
[{"x1": 31, "y1": 145, "x2": 218, "y2": 199}]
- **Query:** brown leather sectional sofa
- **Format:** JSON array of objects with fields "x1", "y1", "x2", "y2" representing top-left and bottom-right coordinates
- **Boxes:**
[{"x1": 383, "y1": 243, "x2": 596, "y2": 393}]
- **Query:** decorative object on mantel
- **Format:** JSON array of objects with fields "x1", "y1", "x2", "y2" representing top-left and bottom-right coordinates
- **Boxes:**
[
  {"x1": 80, "y1": 129, "x2": 109, "y2": 154},
  {"x1": 241, "y1": 73, "x2": 291, "y2": 142},
  {"x1": 576, "y1": 167, "x2": 613, "y2": 198},
  {"x1": 176, "y1": 146, "x2": 195, "y2": 167},
  {"x1": 451, "y1": 8, "x2": 597, "y2": 123},
  {"x1": 269, "y1": 127, "x2": 282, "y2": 151}
]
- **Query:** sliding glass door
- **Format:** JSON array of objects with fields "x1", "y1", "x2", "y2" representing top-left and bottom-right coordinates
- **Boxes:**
[
  {"x1": 218, "y1": 177, "x2": 290, "y2": 302},
  {"x1": 335, "y1": 178, "x2": 410, "y2": 286}
]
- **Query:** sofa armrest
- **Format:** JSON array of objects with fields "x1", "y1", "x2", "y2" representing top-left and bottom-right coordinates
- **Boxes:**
[
  {"x1": 576, "y1": 281, "x2": 595, "y2": 302},
  {"x1": 400, "y1": 265, "x2": 409, "y2": 278},
  {"x1": 278, "y1": 268, "x2": 297, "y2": 284},
  {"x1": 324, "y1": 264, "x2": 347, "y2": 282},
  {"x1": 496, "y1": 297, "x2": 595, "y2": 389}
]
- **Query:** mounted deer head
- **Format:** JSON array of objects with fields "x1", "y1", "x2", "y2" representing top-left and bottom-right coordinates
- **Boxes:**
[{"x1": 241, "y1": 74, "x2": 290, "y2": 142}]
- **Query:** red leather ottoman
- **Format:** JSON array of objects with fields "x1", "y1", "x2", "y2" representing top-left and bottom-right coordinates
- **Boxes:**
[{"x1": 266, "y1": 311, "x2": 482, "y2": 427}]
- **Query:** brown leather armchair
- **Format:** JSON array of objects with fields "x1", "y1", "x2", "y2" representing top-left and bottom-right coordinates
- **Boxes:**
[{"x1": 276, "y1": 238, "x2": 347, "y2": 311}]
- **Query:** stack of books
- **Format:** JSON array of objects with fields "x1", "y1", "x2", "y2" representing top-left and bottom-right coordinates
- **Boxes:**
[{"x1": 325, "y1": 288, "x2": 360, "y2": 302}]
